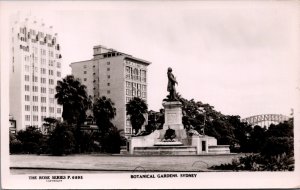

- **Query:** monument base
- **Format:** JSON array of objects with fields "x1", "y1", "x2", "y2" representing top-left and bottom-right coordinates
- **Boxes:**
[
  {"x1": 154, "y1": 141, "x2": 183, "y2": 146},
  {"x1": 127, "y1": 101, "x2": 231, "y2": 155}
]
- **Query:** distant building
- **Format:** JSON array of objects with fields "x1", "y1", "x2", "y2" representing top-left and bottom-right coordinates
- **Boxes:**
[
  {"x1": 9, "y1": 115, "x2": 16, "y2": 134},
  {"x1": 70, "y1": 45, "x2": 151, "y2": 137},
  {"x1": 9, "y1": 13, "x2": 63, "y2": 133}
]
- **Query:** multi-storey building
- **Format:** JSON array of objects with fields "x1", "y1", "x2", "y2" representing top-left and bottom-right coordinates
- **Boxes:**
[
  {"x1": 9, "y1": 14, "x2": 63, "y2": 133},
  {"x1": 71, "y1": 45, "x2": 151, "y2": 137}
]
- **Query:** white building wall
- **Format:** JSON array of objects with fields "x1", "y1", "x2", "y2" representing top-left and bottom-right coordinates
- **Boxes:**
[{"x1": 9, "y1": 14, "x2": 62, "y2": 132}]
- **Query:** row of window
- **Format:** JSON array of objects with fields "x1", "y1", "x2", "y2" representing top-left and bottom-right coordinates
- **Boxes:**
[
  {"x1": 24, "y1": 66, "x2": 60, "y2": 75},
  {"x1": 25, "y1": 106, "x2": 61, "y2": 113},
  {"x1": 126, "y1": 82, "x2": 146, "y2": 91},
  {"x1": 25, "y1": 112, "x2": 60, "y2": 122},
  {"x1": 23, "y1": 56, "x2": 61, "y2": 68},
  {"x1": 25, "y1": 95, "x2": 56, "y2": 102},
  {"x1": 25, "y1": 86, "x2": 51, "y2": 93},
  {"x1": 125, "y1": 90, "x2": 146, "y2": 98}
]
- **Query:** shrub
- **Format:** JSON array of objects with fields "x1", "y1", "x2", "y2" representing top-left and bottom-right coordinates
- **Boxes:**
[
  {"x1": 15, "y1": 126, "x2": 43, "y2": 154},
  {"x1": 210, "y1": 153, "x2": 294, "y2": 171},
  {"x1": 261, "y1": 137, "x2": 294, "y2": 157},
  {"x1": 9, "y1": 138, "x2": 23, "y2": 154},
  {"x1": 48, "y1": 124, "x2": 75, "y2": 156},
  {"x1": 101, "y1": 127, "x2": 125, "y2": 154}
]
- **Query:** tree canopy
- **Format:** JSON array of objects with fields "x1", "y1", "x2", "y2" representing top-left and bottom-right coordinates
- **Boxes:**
[
  {"x1": 126, "y1": 97, "x2": 148, "y2": 135},
  {"x1": 55, "y1": 75, "x2": 92, "y2": 125}
]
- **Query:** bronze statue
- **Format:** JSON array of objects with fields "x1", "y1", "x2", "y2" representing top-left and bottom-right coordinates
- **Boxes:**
[
  {"x1": 167, "y1": 67, "x2": 178, "y2": 101},
  {"x1": 164, "y1": 126, "x2": 176, "y2": 141}
]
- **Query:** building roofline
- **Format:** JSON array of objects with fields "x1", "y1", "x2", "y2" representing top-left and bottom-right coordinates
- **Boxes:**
[
  {"x1": 124, "y1": 56, "x2": 151, "y2": 65},
  {"x1": 70, "y1": 59, "x2": 93, "y2": 65}
]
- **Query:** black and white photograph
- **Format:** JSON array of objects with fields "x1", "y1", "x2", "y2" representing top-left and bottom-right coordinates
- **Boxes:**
[{"x1": 1, "y1": 1, "x2": 300, "y2": 189}]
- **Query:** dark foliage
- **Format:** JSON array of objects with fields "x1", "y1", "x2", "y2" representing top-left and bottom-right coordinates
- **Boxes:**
[
  {"x1": 15, "y1": 126, "x2": 43, "y2": 154},
  {"x1": 210, "y1": 153, "x2": 294, "y2": 171},
  {"x1": 101, "y1": 127, "x2": 126, "y2": 153},
  {"x1": 126, "y1": 97, "x2": 148, "y2": 135},
  {"x1": 48, "y1": 124, "x2": 75, "y2": 156},
  {"x1": 55, "y1": 75, "x2": 92, "y2": 153}
]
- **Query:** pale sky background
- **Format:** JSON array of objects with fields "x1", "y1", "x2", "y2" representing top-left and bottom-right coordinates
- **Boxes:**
[{"x1": 2, "y1": 1, "x2": 300, "y2": 118}]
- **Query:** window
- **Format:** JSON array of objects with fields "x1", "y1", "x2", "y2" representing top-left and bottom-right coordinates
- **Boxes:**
[
  {"x1": 132, "y1": 90, "x2": 136, "y2": 96},
  {"x1": 84, "y1": 71, "x2": 87, "y2": 74},
  {"x1": 57, "y1": 71, "x2": 61, "y2": 77},
  {"x1": 33, "y1": 115, "x2": 38, "y2": 121},
  {"x1": 41, "y1": 78, "x2": 46, "y2": 83},
  {"x1": 25, "y1": 85, "x2": 30, "y2": 91},
  {"x1": 49, "y1": 70, "x2": 53, "y2": 75},
  {"x1": 41, "y1": 97, "x2": 46, "y2": 103},
  {"x1": 41, "y1": 116, "x2": 46, "y2": 122},
  {"x1": 25, "y1": 95, "x2": 30, "y2": 101},
  {"x1": 126, "y1": 66, "x2": 131, "y2": 79},
  {"x1": 49, "y1": 88, "x2": 54, "y2": 94},
  {"x1": 107, "y1": 83, "x2": 110, "y2": 86},
  {"x1": 57, "y1": 62, "x2": 61, "y2": 68},
  {"x1": 41, "y1": 87, "x2": 46, "y2": 93},
  {"x1": 126, "y1": 81, "x2": 131, "y2": 88},
  {"x1": 33, "y1": 106, "x2": 38, "y2": 112},
  {"x1": 25, "y1": 115, "x2": 30, "y2": 121},
  {"x1": 142, "y1": 92, "x2": 146, "y2": 98},
  {"x1": 107, "y1": 62, "x2": 110, "y2": 65},
  {"x1": 84, "y1": 78, "x2": 87, "y2": 81},
  {"x1": 57, "y1": 108, "x2": 61, "y2": 114},
  {"x1": 49, "y1": 98, "x2": 54, "y2": 103},
  {"x1": 32, "y1": 96, "x2": 38, "y2": 102},
  {"x1": 49, "y1": 107, "x2": 54, "y2": 113},
  {"x1": 107, "y1": 68, "x2": 110, "y2": 71},
  {"x1": 41, "y1": 68, "x2": 46, "y2": 74},
  {"x1": 107, "y1": 75, "x2": 110, "y2": 79},
  {"x1": 126, "y1": 89, "x2": 130, "y2": 96},
  {"x1": 49, "y1": 79, "x2": 54, "y2": 85},
  {"x1": 32, "y1": 86, "x2": 38, "y2": 92},
  {"x1": 32, "y1": 76, "x2": 38, "y2": 82},
  {"x1": 41, "y1": 106, "x2": 46, "y2": 112},
  {"x1": 107, "y1": 90, "x2": 110, "y2": 94},
  {"x1": 83, "y1": 65, "x2": 87, "y2": 68},
  {"x1": 24, "y1": 75, "x2": 29, "y2": 81},
  {"x1": 25, "y1": 105, "x2": 30, "y2": 111}
]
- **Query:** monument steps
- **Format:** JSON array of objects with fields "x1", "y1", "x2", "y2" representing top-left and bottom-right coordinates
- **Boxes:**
[{"x1": 133, "y1": 146, "x2": 197, "y2": 155}]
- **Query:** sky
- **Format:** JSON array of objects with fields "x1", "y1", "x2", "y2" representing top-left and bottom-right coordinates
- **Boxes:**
[{"x1": 2, "y1": 1, "x2": 300, "y2": 118}]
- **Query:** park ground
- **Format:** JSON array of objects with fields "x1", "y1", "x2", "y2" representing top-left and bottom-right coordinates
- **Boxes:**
[{"x1": 10, "y1": 153, "x2": 244, "y2": 174}]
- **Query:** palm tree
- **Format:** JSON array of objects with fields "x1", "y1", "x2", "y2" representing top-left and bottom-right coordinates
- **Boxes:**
[
  {"x1": 93, "y1": 96, "x2": 116, "y2": 137},
  {"x1": 55, "y1": 75, "x2": 91, "y2": 124},
  {"x1": 55, "y1": 75, "x2": 92, "y2": 153},
  {"x1": 126, "y1": 97, "x2": 148, "y2": 135}
]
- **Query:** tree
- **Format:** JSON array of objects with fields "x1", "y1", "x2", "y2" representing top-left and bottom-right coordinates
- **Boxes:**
[
  {"x1": 146, "y1": 110, "x2": 164, "y2": 132},
  {"x1": 48, "y1": 123, "x2": 75, "y2": 156},
  {"x1": 16, "y1": 126, "x2": 43, "y2": 154},
  {"x1": 93, "y1": 96, "x2": 116, "y2": 134},
  {"x1": 55, "y1": 75, "x2": 92, "y2": 152},
  {"x1": 42, "y1": 117, "x2": 59, "y2": 134},
  {"x1": 126, "y1": 97, "x2": 148, "y2": 135}
]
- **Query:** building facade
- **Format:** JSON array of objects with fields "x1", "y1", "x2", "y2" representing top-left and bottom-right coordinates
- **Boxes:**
[
  {"x1": 9, "y1": 14, "x2": 63, "y2": 133},
  {"x1": 71, "y1": 45, "x2": 151, "y2": 137}
]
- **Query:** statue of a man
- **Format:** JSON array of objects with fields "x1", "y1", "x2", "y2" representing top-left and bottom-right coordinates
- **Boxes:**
[{"x1": 167, "y1": 67, "x2": 178, "y2": 100}]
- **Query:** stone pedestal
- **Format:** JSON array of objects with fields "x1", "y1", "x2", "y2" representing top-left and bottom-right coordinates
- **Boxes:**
[
  {"x1": 156, "y1": 101, "x2": 187, "y2": 144},
  {"x1": 162, "y1": 101, "x2": 184, "y2": 130}
]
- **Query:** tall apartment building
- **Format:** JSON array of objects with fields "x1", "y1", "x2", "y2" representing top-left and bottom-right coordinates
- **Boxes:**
[
  {"x1": 71, "y1": 45, "x2": 151, "y2": 136},
  {"x1": 9, "y1": 14, "x2": 63, "y2": 133}
]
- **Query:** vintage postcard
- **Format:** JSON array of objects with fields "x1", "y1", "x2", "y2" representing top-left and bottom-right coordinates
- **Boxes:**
[{"x1": 1, "y1": 1, "x2": 300, "y2": 189}]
